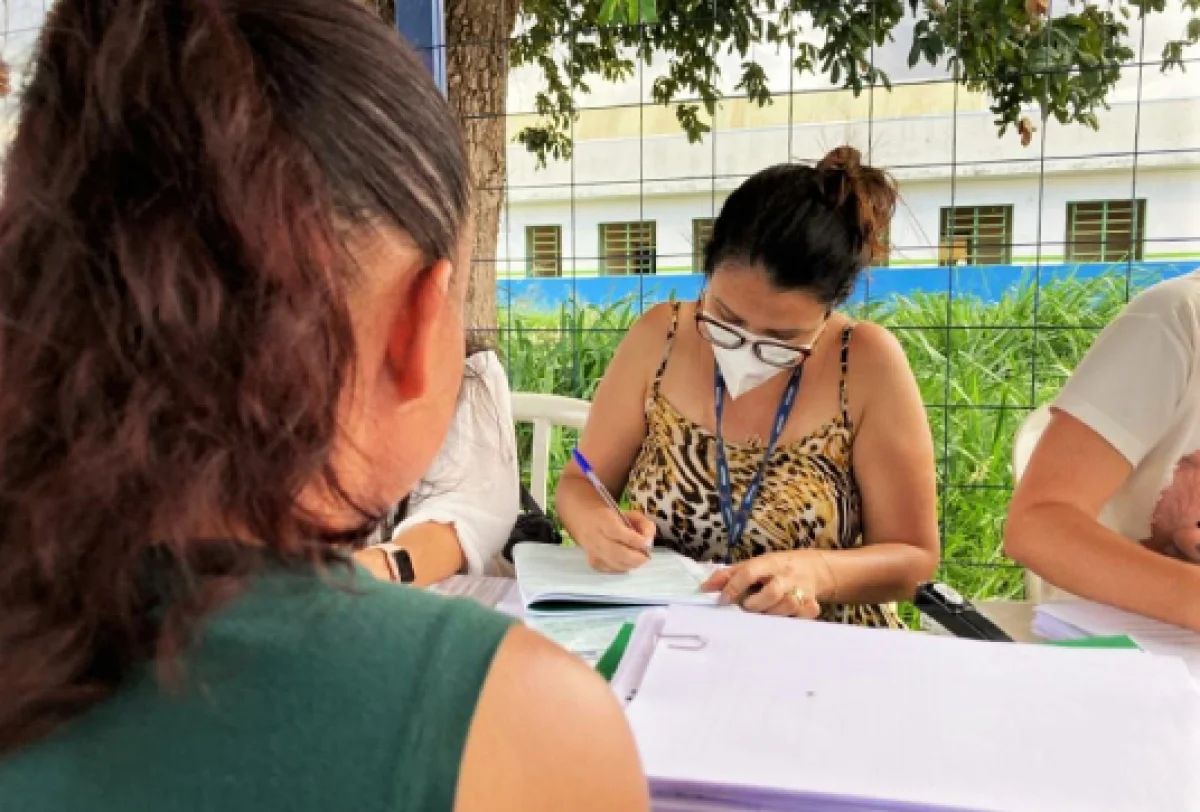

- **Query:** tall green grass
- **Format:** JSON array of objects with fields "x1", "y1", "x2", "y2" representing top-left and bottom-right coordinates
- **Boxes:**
[{"x1": 500, "y1": 272, "x2": 1149, "y2": 602}]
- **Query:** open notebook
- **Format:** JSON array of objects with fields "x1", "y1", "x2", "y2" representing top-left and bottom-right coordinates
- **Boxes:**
[
  {"x1": 512, "y1": 542, "x2": 719, "y2": 614},
  {"x1": 618, "y1": 605, "x2": 1200, "y2": 812}
]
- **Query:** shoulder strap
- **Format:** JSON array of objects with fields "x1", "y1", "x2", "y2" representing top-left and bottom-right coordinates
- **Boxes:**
[
  {"x1": 652, "y1": 301, "x2": 683, "y2": 395},
  {"x1": 839, "y1": 324, "x2": 854, "y2": 422},
  {"x1": 518, "y1": 485, "x2": 545, "y2": 517},
  {"x1": 374, "y1": 496, "x2": 409, "y2": 544}
]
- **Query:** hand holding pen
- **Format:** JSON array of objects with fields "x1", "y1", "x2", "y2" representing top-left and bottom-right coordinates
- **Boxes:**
[{"x1": 570, "y1": 449, "x2": 657, "y2": 573}]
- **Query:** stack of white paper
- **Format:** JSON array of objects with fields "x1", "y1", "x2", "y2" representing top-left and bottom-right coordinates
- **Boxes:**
[
  {"x1": 625, "y1": 606, "x2": 1200, "y2": 812},
  {"x1": 1034, "y1": 600, "x2": 1200, "y2": 683}
]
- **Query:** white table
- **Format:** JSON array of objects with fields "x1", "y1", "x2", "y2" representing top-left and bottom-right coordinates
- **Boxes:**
[
  {"x1": 977, "y1": 600, "x2": 1040, "y2": 643},
  {"x1": 432, "y1": 576, "x2": 1042, "y2": 644}
]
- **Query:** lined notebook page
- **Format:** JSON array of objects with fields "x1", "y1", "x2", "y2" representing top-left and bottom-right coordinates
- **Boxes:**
[
  {"x1": 526, "y1": 610, "x2": 644, "y2": 664},
  {"x1": 513, "y1": 543, "x2": 718, "y2": 610},
  {"x1": 627, "y1": 606, "x2": 1200, "y2": 812}
]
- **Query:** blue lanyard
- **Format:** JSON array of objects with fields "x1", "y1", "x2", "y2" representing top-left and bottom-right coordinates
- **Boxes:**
[{"x1": 713, "y1": 366, "x2": 803, "y2": 563}]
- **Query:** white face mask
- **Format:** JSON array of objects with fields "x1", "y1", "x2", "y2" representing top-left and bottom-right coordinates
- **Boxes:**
[{"x1": 712, "y1": 341, "x2": 789, "y2": 400}]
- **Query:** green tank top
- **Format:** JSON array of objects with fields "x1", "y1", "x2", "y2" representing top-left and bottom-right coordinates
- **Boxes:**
[{"x1": 0, "y1": 565, "x2": 513, "y2": 811}]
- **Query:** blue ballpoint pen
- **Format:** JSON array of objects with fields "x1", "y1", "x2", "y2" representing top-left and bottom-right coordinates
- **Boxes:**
[{"x1": 571, "y1": 448, "x2": 635, "y2": 530}]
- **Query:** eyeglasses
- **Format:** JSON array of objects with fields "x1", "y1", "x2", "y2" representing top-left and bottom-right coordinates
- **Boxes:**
[{"x1": 695, "y1": 311, "x2": 826, "y2": 369}]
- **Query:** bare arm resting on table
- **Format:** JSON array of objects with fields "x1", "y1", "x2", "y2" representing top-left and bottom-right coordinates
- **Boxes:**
[
  {"x1": 1006, "y1": 410, "x2": 1200, "y2": 632},
  {"x1": 456, "y1": 626, "x2": 650, "y2": 812},
  {"x1": 358, "y1": 351, "x2": 520, "y2": 585},
  {"x1": 706, "y1": 324, "x2": 940, "y2": 614}
]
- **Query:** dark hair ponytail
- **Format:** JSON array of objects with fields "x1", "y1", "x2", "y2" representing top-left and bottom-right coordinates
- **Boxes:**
[
  {"x1": 814, "y1": 146, "x2": 896, "y2": 268},
  {"x1": 703, "y1": 146, "x2": 898, "y2": 304},
  {"x1": 0, "y1": 0, "x2": 468, "y2": 753}
]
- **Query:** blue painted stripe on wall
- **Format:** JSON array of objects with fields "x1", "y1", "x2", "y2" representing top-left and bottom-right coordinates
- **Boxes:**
[{"x1": 499, "y1": 261, "x2": 1199, "y2": 313}]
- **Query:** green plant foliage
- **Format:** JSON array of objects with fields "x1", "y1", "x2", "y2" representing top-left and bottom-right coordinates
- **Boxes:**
[{"x1": 500, "y1": 270, "x2": 1156, "y2": 610}]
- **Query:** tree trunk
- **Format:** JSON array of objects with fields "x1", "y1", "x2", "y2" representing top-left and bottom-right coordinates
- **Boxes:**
[{"x1": 445, "y1": 0, "x2": 520, "y2": 344}]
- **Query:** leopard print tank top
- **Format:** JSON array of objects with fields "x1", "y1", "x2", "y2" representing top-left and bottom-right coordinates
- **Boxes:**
[{"x1": 626, "y1": 302, "x2": 901, "y2": 628}]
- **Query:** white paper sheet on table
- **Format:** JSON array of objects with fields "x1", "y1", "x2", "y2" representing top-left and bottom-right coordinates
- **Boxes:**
[
  {"x1": 494, "y1": 579, "x2": 525, "y2": 619},
  {"x1": 624, "y1": 605, "x2": 1200, "y2": 812},
  {"x1": 526, "y1": 610, "x2": 644, "y2": 664},
  {"x1": 1034, "y1": 600, "x2": 1200, "y2": 683},
  {"x1": 485, "y1": 575, "x2": 642, "y2": 663},
  {"x1": 426, "y1": 574, "x2": 513, "y2": 608}
]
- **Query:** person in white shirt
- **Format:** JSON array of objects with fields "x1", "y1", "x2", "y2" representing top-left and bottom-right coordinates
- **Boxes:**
[
  {"x1": 1006, "y1": 272, "x2": 1200, "y2": 631},
  {"x1": 356, "y1": 348, "x2": 520, "y2": 585}
]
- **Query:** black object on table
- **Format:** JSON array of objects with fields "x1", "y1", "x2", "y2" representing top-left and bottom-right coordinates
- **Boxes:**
[{"x1": 914, "y1": 581, "x2": 1013, "y2": 642}]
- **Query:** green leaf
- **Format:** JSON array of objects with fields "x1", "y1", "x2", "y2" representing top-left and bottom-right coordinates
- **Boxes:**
[
  {"x1": 638, "y1": 0, "x2": 658, "y2": 23},
  {"x1": 908, "y1": 37, "x2": 923, "y2": 68},
  {"x1": 922, "y1": 38, "x2": 939, "y2": 64},
  {"x1": 598, "y1": 0, "x2": 622, "y2": 24}
]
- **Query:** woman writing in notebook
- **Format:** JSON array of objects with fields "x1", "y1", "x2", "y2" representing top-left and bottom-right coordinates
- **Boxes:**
[
  {"x1": 1006, "y1": 271, "x2": 1200, "y2": 632},
  {"x1": 556, "y1": 149, "x2": 939, "y2": 627},
  {"x1": 0, "y1": 1, "x2": 646, "y2": 809}
]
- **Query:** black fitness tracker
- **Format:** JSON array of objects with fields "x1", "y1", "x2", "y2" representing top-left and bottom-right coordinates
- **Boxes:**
[{"x1": 379, "y1": 542, "x2": 416, "y2": 584}]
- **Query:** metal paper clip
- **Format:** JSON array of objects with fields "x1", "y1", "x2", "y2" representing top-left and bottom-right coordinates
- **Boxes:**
[{"x1": 658, "y1": 632, "x2": 707, "y2": 651}]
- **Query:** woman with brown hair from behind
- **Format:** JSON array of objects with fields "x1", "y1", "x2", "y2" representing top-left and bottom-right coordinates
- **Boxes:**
[{"x1": 0, "y1": 1, "x2": 646, "y2": 810}]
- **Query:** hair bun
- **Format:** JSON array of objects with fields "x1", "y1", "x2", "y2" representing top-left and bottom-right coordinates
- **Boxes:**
[
  {"x1": 816, "y1": 145, "x2": 863, "y2": 175},
  {"x1": 813, "y1": 145, "x2": 897, "y2": 265}
]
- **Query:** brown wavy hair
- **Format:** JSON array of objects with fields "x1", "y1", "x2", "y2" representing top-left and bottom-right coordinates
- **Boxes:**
[
  {"x1": 0, "y1": 0, "x2": 469, "y2": 753},
  {"x1": 703, "y1": 145, "x2": 898, "y2": 304}
]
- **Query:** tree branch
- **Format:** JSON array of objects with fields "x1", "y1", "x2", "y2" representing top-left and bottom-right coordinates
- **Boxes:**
[{"x1": 509, "y1": 0, "x2": 1195, "y2": 163}]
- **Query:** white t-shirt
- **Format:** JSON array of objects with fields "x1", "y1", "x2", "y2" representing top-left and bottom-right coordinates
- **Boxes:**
[
  {"x1": 1054, "y1": 271, "x2": 1200, "y2": 548},
  {"x1": 391, "y1": 351, "x2": 520, "y2": 575}
]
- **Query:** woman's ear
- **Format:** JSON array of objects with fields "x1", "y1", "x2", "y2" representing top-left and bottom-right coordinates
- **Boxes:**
[{"x1": 386, "y1": 258, "x2": 454, "y2": 404}]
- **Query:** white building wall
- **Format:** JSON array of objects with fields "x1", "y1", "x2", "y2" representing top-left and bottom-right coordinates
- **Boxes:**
[
  {"x1": 500, "y1": 165, "x2": 1200, "y2": 275},
  {"x1": 501, "y1": 194, "x2": 723, "y2": 277},
  {"x1": 507, "y1": 93, "x2": 1200, "y2": 201},
  {"x1": 501, "y1": 3, "x2": 1200, "y2": 275}
]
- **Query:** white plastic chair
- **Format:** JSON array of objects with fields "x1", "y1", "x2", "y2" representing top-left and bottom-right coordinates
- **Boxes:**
[
  {"x1": 510, "y1": 393, "x2": 591, "y2": 511},
  {"x1": 1011, "y1": 404, "x2": 1054, "y2": 602}
]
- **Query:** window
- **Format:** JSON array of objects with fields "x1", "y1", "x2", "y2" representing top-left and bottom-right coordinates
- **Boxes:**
[
  {"x1": 525, "y1": 225, "x2": 562, "y2": 278},
  {"x1": 1066, "y1": 199, "x2": 1146, "y2": 263},
  {"x1": 599, "y1": 221, "x2": 657, "y2": 275},
  {"x1": 692, "y1": 218, "x2": 715, "y2": 272},
  {"x1": 938, "y1": 205, "x2": 1013, "y2": 265}
]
